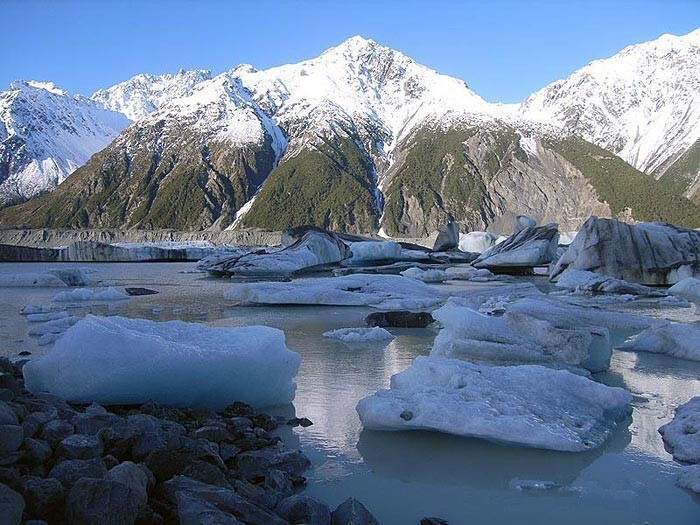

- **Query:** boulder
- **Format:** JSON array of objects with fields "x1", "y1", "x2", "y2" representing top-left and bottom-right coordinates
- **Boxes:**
[
  {"x1": 39, "y1": 420, "x2": 74, "y2": 445},
  {"x1": 331, "y1": 498, "x2": 379, "y2": 525},
  {"x1": 174, "y1": 491, "x2": 243, "y2": 525},
  {"x1": 550, "y1": 217, "x2": 700, "y2": 285},
  {"x1": 56, "y1": 434, "x2": 103, "y2": 459},
  {"x1": 275, "y1": 494, "x2": 331, "y2": 525},
  {"x1": 432, "y1": 222, "x2": 459, "y2": 252},
  {"x1": 0, "y1": 425, "x2": 23, "y2": 454},
  {"x1": 65, "y1": 478, "x2": 141, "y2": 525},
  {"x1": 22, "y1": 438, "x2": 52, "y2": 465},
  {"x1": 48, "y1": 458, "x2": 107, "y2": 488},
  {"x1": 473, "y1": 224, "x2": 559, "y2": 272},
  {"x1": 0, "y1": 482, "x2": 24, "y2": 525},
  {"x1": 16, "y1": 476, "x2": 64, "y2": 521},
  {"x1": 106, "y1": 461, "x2": 149, "y2": 507},
  {"x1": 0, "y1": 401, "x2": 18, "y2": 425}
]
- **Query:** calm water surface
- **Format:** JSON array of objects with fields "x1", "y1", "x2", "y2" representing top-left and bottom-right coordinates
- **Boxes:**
[{"x1": 0, "y1": 262, "x2": 698, "y2": 524}]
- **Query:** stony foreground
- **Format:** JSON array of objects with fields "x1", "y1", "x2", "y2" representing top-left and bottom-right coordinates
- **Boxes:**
[{"x1": 0, "y1": 358, "x2": 380, "y2": 525}]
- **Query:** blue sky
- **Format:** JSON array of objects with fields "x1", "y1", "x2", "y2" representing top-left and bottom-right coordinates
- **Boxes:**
[{"x1": 2, "y1": 0, "x2": 698, "y2": 103}]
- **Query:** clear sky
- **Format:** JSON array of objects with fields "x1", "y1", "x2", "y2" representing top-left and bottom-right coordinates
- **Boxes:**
[{"x1": 2, "y1": 0, "x2": 698, "y2": 103}]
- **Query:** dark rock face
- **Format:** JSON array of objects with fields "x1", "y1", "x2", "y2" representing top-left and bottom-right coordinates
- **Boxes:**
[
  {"x1": 365, "y1": 310, "x2": 434, "y2": 328},
  {"x1": 48, "y1": 458, "x2": 108, "y2": 489},
  {"x1": 65, "y1": 477, "x2": 142, "y2": 525},
  {"x1": 0, "y1": 482, "x2": 24, "y2": 525},
  {"x1": 331, "y1": 497, "x2": 379, "y2": 525},
  {"x1": 16, "y1": 476, "x2": 64, "y2": 521},
  {"x1": 124, "y1": 288, "x2": 159, "y2": 296},
  {"x1": 551, "y1": 217, "x2": 700, "y2": 285}
]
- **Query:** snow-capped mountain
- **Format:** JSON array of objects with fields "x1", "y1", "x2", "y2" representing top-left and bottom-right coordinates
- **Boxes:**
[
  {"x1": 1, "y1": 32, "x2": 699, "y2": 232},
  {"x1": 91, "y1": 69, "x2": 212, "y2": 120},
  {"x1": 0, "y1": 81, "x2": 130, "y2": 206},
  {"x1": 520, "y1": 29, "x2": 700, "y2": 177}
]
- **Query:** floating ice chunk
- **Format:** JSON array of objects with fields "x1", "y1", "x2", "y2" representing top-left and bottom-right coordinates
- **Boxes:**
[
  {"x1": 473, "y1": 224, "x2": 559, "y2": 271},
  {"x1": 53, "y1": 287, "x2": 130, "y2": 302},
  {"x1": 431, "y1": 300, "x2": 605, "y2": 371},
  {"x1": 0, "y1": 273, "x2": 67, "y2": 287},
  {"x1": 559, "y1": 231, "x2": 579, "y2": 246},
  {"x1": 348, "y1": 241, "x2": 402, "y2": 262},
  {"x1": 21, "y1": 304, "x2": 63, "y2": 315},
  {"x1": 668, "y1": 277, "x2": 700, "y2": 313},
  {"x1": 400, "y1": 268, "x2": 450, "y2": 283},
  {"x1": 38, "y1": 333, "x2": 63, "y2": 346},
  {"x1": 356, "y1": 356, "x2": 632, "y2": 452},
  {"x1": 200, "y1": 230, "x2": 348, "y2": 276},
  {"x1": 26, "y1": 311, "x2": 69, "y2": 323},
  {"x1": 47, "y1": 267, "x2": 95, "y2": 287},
  {"x1": 550, "y1": 217, "x2": 700, "y2": 285},
  {"x1": 323, "y1": 326, "x2": 394, "y2": 343},
  {"x1": 677, "y1": 465, "x2": 700, "y2": 494},
  {"x1": 659, "y1": 397, "x2": 700, "y2": 464},
  {"x1": 224, "y1": 274, "x2": 447, "y2": 310},
  {"x1": 458, "y1": 232, "x2": 503, "y2": 254},
  {"x1": 24, "y1": 315, "x2": 301, "y2": 408},
  {"x1": 509, "y1": 479, "x2": 563, "y2": 492},
  {"x1": 618, "y1": 323, "x2": 700, "y2": 361},
  {"x1": 456, "y1": 283, "x2": 545, "y2": 312},
  {"x1": 555, "y1": 270, "x2": 665, "y2": 296},
  {"x1": 445, "y1": 266, "x2": 496, "y2": 282},
  {"x1": 28, "y1": 316, "x2": 80, "y2": 335}
]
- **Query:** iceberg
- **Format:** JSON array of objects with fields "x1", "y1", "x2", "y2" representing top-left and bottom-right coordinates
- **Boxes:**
[
  {"x1": 473, "y1": 224, "x2": 559, "y2": 272},
  {"x1": 555, "y1": 270, "x2": 665, "y2": 296},
  {"x1": 400, "y1": 268, "x2": 450, "y2": 283},
  {"x1": 0, "y1": 273, "x2": 67, "y2": 287},
  {"x1": 323, "y1": 327, "x2": 395, "y2": 343},
  {"x1": 53, "y1": 287, "x2": 130, "y2": 302},
  {"x1": 659, "y1": 397, "x2": 700, "y2": 464},
  {"x1": 618, "y1": 323, "x2": 700, "y2": 361},
  {"x1": 347, "y1": 241, "x2": 402, "y2": 262},
  {"x1": 28, "y1": 316, "x2": 80, "y2": 336},
  {"x1": 668, "y1": 277, "x2": 700, "y2": 313},
  {"x1": 550, "y1": 217, "x2": 700, "y2": 285},
  {"x1": 356, "y1": 356, "x2": 631, "y2": 452},
  {"x1": 224, "y1": 274, "x2": 447, "y2": 310},
  {"x1": 458, "y1": 232, "x2": 504, "y2": 254},
  {"x1": 200, "y1": 229, "x2": 349, "y2": 276},
  {"x1": 23, "y1": 315, "x2": 301, "y2": 408},
  {"x1": 430, "y1": 300, "x2": 607, "y2": 372}
]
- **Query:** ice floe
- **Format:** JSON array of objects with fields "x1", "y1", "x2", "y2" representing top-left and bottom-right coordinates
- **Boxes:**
[
  {"x1": 28, "y1": 316, "x2": 80, "y2": 335},
  {"x1": 0, "y1": 273, "x2": 67, "y2": 287},
  {"x1": 400, "y1": 268, "x2": 450, "y2": 283},
  {"x1": 668, "y1": 277, "x2": 700, "y2": 313},
  {"x1": 347, "y1": 241, "x2": 402, "y2": 262},
  {"x1": 618, "y1": 323, "x2": 700, "y2": 361},
  {"x1": 25, "y1": 311, "x2": 69, "y2": 323},
  {"x1": 53, "y1": 287, "x2": 130, "y2": 302},
  {"x1": 323, "y1": 327, "x2": 395, "y2": 343},
  {"x1": 555, "y1": 270, "x2": 665, "y2": 296},
  {"x1": 224, "y1": 274, "x2": 447, "y2": 310},
  {"x1": 659, "y1": 397, "x2": 700, "y2": 464},
  {"x1": 23, "y1": 315, "x2": 301, "y2": 408},
  {"x1": 458, "y1": 232, "x2": 504, "y2": 254},
  {"x1": 473, "y1": 224, "x2": 559, "y2": 271},
  {"x1": 356, "y1": 356, "x2": 632, "y2": 452},
  {"x1": 551, "y1": 217, "x2": 700, "y2": 285}
]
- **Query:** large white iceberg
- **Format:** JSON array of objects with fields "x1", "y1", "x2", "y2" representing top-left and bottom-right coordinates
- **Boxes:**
[
  {"x1": 323, "y1": 327, "x2": 395, "y2": 343},
  {"x1": 550, "y1": 217, "x2": 700, "y2": 285},
  {"x1": 24, "y1": 315, "x2": 301, "y2": 408},
  {"x1": 430, "y1": 300, "x2": 606, "y2": 371},
  {"x1": 668, "y1": 277, "x2": 700, "y2": 313},
  {"x1": 356, "y1": 356, "x2": 631, "y2": 452},
  {"x1": 618, "y1": 323, "x2": 700, "y2": 361},
  {"x1": 458, "y1": 232, "x2": 505, "y2": 254},
  {"x1": 224, "y1": 274, "x2": 447, "y2": 310},
  {"x1": 659, "y1": 397, "x2": 700, "y2": 464}
]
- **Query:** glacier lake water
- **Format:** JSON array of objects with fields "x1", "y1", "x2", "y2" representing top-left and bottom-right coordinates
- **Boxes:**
[{"x1": 1, "y1": 262, "x2": 698, "y2": 524}]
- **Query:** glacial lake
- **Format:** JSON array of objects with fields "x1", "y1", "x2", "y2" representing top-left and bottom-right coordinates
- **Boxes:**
[{"x1": 1, "y1": 262, "x2": 699, "y2": 524}]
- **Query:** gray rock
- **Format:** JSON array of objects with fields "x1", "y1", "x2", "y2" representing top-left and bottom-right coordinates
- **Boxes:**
[
  {"x1": 432, "y1": 222, "x2": 459, "y2": 252},
  {"x1": 22, "y1": 408, "x2": 58, "y2": 438},
  {"x1": 57, "y1": 433, "x2": 103, "y2": 459},
  {"x1": 421, "y1": 518, "x2": 449, "y2": 525},
  {"x1": 473, "y1": 223, "x2": 559, "y2": 271},
  {"x1": 219, "y1": 443, "x2": 241, "y2": 463},
  {"x1": 48, "y1": 457, "x2": 107, "y2": 488},
  {"x1": 551, "y1": 217, "x2": 700, "y2": 285},
  {"x1": 275, "y1": 494, "x2": 331, "y2": 525},
  {"x1": 234, "y1": 449, "x2": 310, "y2": 480},
  {"x1": 0, "y1": 482, "x2": 24, "y2": 525},
  {"x1": 0, "y1": 401, "x2": 18, "y2": 425},
  {"x1": 175, "y1": 491, "x2": 242, "y2": 525},
  {"x1": 124, "y1": 287, "x2": 159, "y2": 296},
  {"x1": 331, "y1": 498, "x2": 379, "y2": 525},
  {"x1": 17, "y1": 476, "x2": 64, "y2": 521},
  {"x1": 194, "y1": 425, "x2": 233, "y2": 443},
  {"x1": 98, "y1": 421, "x2": 142, "y2": 460},
  {"x1": 22, "y1": 438, "x2": 52, "y2": 465},
  {"x1": 106, "y1": 461, "x2": 149, "y2": 507},
  {"x1": 263, "y1": 469, "x2": 293, "y2": 496},
  {"x1": 65, "y1": 477, "x2": 141, "y2": 525},
  {"x1": 164, "y1": 475, "x2": 288, "y2": 525},
  {"x1": 365, "y1": 310, "x2": 434, "y2": 328},
  {"x1": 40, "y1": 419, "x2": 74, "y2": 445},
  {"x1": 72, "y1": 405, "x2": 122, "y2": 435},
  {"x1": 0, "y1": 425, "x2": 23, "y2": 454}
]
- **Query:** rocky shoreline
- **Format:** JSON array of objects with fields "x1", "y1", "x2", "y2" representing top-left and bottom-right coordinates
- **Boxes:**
[{"x1": 0, "y1": 357, "x2": 381, "y2": 525}]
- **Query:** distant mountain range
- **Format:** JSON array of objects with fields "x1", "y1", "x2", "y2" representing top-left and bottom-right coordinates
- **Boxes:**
[{"x1": 1, "y1": 30, "x2": 699, "y2": 234}]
